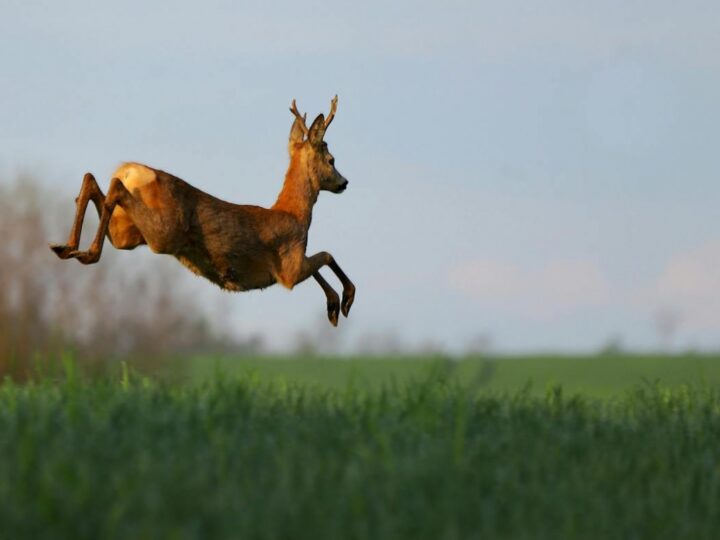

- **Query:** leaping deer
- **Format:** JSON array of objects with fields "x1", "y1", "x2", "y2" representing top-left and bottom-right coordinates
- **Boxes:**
[{"x1": 50, "y1": 96, "x2": 355, "y2": 326}]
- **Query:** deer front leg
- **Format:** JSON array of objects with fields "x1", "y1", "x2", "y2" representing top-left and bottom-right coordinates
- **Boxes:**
[
  {"x1": 50, "y1": 173, "x2": 105, "y2": 259},
  {"x1": 287, "y1": 251, "x2": 356, "y2": 322},
  {"x1": 313, "y1": 272, "x2": 341, "y2": 326},
  {"x1": 67, "y1": 178, "x2": 131, "y2": 265},
  {"x1": 326, "y1": 258, "x2": 355, "y2": 317}
]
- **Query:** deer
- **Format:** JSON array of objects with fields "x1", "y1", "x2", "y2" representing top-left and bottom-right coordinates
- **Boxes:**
[{"x1": 49, "y1": 96, "x2": 355, "y2": 326}]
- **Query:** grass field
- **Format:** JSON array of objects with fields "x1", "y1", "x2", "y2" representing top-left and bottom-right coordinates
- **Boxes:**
[
  {"x1": 1, "y1": 355, "x2": 720, "y2": 539},
  {"x1": 180, "y1": 352, "x2": 720, "y2": 397}
]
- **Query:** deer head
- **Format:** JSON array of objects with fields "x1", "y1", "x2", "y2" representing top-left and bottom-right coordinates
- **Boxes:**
[{"x1": 288, "y1": 96, "x2": 348, "y2": 194}]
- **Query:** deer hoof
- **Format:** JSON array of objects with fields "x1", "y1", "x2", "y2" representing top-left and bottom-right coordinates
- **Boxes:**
[
  {"x1": 49, "y1": 244, "x2": 75, "y2": 259},
  {"x1": 327, "y1": 297, "x2": 340, "y2": 327},
  {"x1": 68, "y1": 250, "x2": 99, "y2": 265},
  {"x1": 341, "y1": 286, "x2": 355, "y2": 317}
]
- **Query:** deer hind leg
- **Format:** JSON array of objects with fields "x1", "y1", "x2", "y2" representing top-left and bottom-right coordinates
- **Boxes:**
[
  {"x1": 107, "y1": 208, "x2": 147, "y2": 250},
  {"x1": 50, "y1": 173, "x2": 105, "y2": 259},
  {"x1": 66, "y1": 177, "x2": 135, "y2": 265}
]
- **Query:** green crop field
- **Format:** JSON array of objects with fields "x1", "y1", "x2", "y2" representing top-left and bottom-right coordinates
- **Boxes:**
[
  {"x1": 180, "y1": 352, "x2": 720, "y2": 398},
  {"x1": 1, "y1": 354, "x2": 720, "y2": 539}
]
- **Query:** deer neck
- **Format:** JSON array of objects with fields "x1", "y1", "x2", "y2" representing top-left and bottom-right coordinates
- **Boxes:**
[{"x1": 273, "y1": 154, "x2": 318, "y2": 229}]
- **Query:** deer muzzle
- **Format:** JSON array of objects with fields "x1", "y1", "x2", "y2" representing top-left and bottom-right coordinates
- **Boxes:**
[{"x1": 331, "y1": 174, "x2": 349, "y2": 193}]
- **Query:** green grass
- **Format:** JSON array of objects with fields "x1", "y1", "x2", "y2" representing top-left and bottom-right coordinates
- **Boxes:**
[
  {"x1": 1, "y1": 359, "x2": 720, "y2": 539},
  {"x1": 180, "y1": 352, "x2": 720, "y2": 398}
]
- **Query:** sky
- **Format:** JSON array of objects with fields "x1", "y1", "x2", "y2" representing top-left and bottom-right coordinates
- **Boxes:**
[{"x1": 1, "y1": 1, "x2": 719, "y2": 353}]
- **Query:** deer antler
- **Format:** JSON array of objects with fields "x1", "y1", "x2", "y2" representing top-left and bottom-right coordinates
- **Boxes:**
[
  {"x1": 289, "y1": 99, "x2": 309, "y2": 137},
  {"x1": 324, "y1": 95, "x2": 338, "y2": 129}
]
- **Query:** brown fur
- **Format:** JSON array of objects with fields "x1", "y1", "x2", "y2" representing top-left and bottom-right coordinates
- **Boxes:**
[{"x1": 50, "y1": 97, "x2": 355, "y2": 326}]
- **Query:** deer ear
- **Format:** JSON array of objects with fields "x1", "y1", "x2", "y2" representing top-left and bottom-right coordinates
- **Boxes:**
[
  {"x1": 289, "y1": 115, "x2": 306, "y2": 145},
  {"x1": 308, "y1": 114, "x2": 326, "y2": 146}
]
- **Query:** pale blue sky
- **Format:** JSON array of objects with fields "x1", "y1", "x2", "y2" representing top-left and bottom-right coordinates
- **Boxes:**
[{"x1": 2, "y1": 1, "x2": 719, "y2": 352}]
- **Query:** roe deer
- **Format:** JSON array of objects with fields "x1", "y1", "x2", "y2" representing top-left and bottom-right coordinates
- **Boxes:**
[{"x1": 50, "y1": 96, "x2": 355, "y2": 326}]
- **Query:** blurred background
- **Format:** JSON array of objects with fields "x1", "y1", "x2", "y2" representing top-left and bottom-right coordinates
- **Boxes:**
[{"x1": 1, "y1": 1, "x2": 719, "y2": 380}]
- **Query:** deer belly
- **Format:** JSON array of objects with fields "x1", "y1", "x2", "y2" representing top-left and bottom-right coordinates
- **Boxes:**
[{"x1": 175, "y1": 252, "x2": 277, "y2": 292}]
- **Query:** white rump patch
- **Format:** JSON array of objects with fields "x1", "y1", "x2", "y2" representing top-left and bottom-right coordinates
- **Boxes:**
[{"x1": 113, "y1": 162, "x2": 157, "y2": 192}]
